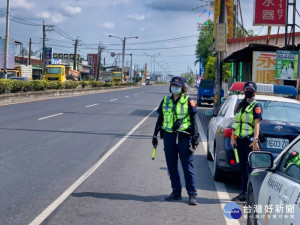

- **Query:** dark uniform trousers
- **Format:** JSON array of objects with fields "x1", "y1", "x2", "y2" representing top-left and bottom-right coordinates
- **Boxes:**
[
  {"x1": 237, "y1": 137, "x2": 253, "y2": 194},
  {"x1": 163, "y1": 132, "x2": 197, "y2": 196}
]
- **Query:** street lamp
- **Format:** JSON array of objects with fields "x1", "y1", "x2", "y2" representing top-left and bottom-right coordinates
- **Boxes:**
[
  {"x1": 143, "y1": 53, "x2": 160, "y2": 76},
  {"x1": 108, "y1": 35, "x2": 138, "y2": 81}
]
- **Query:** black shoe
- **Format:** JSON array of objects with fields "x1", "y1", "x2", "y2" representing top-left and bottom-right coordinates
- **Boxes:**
[
  {"x1": 232, "y1": 193, "x2": 247, "y2": 201},
  {"x1": 188, "y1": 196, "x2": 197, "y2": 205},
  {"x1": 165, "y1": 191, "x2": 182, "y2": 201}
]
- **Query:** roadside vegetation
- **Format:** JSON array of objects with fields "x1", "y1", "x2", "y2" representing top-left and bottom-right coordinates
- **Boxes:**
[{"x1": 0, "y1": 79, "x2": 136, "y2": 94}]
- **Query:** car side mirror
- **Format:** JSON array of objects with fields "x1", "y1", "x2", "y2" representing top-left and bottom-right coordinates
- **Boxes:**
[
  {"x1": 249, "y1": 152, "x2": 273, "y2": 169},
  {"x1": 203, "y1": 109, "x2": 214, "y2": 117}
]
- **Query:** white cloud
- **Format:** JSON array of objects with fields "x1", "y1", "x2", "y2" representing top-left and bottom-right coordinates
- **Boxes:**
[
  {"x1": 52, "y1": 13, "x2": 64, "y2": 24},
  {"x1": 11, "y1": 0, "x2": 35, "y2": 10},
  {"x1": 63, "y1": 6, "x2": 82, "y2": 16},
  {"x1": 103, "y1": 22, "x2": 115, "y2": 29},
  {"x1": 36, "y1": 11, "x2": 64, "y2": 24},
  {"x1": 36, "y1": 11, "x2": 51, "y2": 19},
  {"x1": 126, "y1": 13, "x2": 145, "y2": 21}
]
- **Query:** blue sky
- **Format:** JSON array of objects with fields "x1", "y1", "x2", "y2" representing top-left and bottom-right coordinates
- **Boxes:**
[{"x1": 0, "y1": 0, "x2": 299, "y2": 76}]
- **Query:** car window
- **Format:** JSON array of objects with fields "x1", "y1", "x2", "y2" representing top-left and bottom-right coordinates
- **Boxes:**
[
  {"x1": 199, "y1": 80, "x2": 214, "y2": 89},
  {"x1": 257, "y1": 100, "x2": 300, "y2": 123},
  {"x1": 217, "y1": 97, "x2": 231, "y2": 117},
  {"x1": 278, "y1": 139, "x2": 300, "y2": 181}
]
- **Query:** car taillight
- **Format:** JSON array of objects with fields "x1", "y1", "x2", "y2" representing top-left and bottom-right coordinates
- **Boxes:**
[
  {"x1": 224, "y1": 128, "x2": 233, "y2": 138},
  {"x1": 230, "y1": 159, "x2": 236, "y2": 165}
]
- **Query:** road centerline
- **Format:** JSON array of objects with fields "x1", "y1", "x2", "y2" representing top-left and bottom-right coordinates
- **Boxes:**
[
  {"x1": 110, "y1": 99, "x2": 117, "y2": 102},
  {"x1": 38, "y1": 113, "x2": 64, "y2": 121},
  {"x1": 85, "y1": 104, "x2": 98, "y2": 108}
]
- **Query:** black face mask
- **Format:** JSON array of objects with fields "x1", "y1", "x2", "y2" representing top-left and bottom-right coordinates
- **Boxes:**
[{"x1": 245, "y1": 91, "x2": 254, "y2": 98}]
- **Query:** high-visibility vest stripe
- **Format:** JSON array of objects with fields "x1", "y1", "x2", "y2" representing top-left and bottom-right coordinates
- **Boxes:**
[
  {"x1": 232, "y1": 100, "x2": 257, "y2": 137},
  {"x1": 162, "y1": 95, "x2": 191, "y2": 133}
]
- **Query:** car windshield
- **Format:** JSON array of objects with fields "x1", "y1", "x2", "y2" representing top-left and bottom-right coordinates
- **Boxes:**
[
  {"x1": 236, "y1": 99, "x2": 300, "y2": 123},
  {"x1": 46, "y1": 68, "x2": 61, "y2": 74},
  {"x1": 259, "y1": 100, "x2": 300, "y2": 123},
  {"x1": 199, "y1": 80, "x2": 214, "y2": 89}
]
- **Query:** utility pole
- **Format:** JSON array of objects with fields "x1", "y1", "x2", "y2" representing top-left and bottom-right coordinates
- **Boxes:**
[
  {"x1": 130, "y1": 53, "x2": 133, "y2": 82},
  {"x1": 42, "y1": 23, "x2": 54, "y2": 71},
  {"x1": 73, "y1": 38, "x2": 78, "y2": 70},
  {"x1": 121, "y1": 38, "x2": 126, "y2": 81},
  {"x1": 29, "y1": 38, "x2": 32, "y2": 65},
  {"x1": 42, "y1": 21, "x2": 45, "y2": 70},
  {"x1": 4, "y1": 0, "x2": 10, "y2": 79},
  {"x1": 214, "y1": 0, "x2": 225, "y2": 114},
  {"x1": 96, "y1": 43, "x2": 104, "y2": 81}
]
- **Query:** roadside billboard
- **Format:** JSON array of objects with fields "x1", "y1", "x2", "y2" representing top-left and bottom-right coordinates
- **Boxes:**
[
  {"x1": 44, "y1": 47, "x2": 52, "y2": 65},
  {"x1": 252, "y1": 51, "x2": 280, "y2": 84},
  {"x1": 275, "y1": 50, "x2": 299, "y2": 80},
  {"x1": 253, "y1": 0, "x2": 287, "y2": 26},
  {"x1": 213, "y1": 0, "x2": 220, "y2": 38},
  {"x1": 226, "y1": 0, "x2": 234, "y2": 39}
]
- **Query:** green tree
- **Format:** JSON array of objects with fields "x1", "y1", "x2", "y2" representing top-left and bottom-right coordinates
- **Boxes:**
[
  {"x1": 204, "y1": 56, "x2": 217, "y2": 80},
  {"x1": 222, "y1": 62, "x2": 231, "y2": 82},
  {"x1": 195, "y1": 20, "x2": 214, "y2": 67}
]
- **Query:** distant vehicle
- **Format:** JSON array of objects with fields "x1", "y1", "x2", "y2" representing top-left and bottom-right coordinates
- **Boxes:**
[
  {"x1": 44, "y1": 65, "x2": 80, "y2": 82},
  {"x1": 197, "y1": 79, "x2": 224, "y2": 106},
  {"x1": 112, "y1": 72, "x2": 122, "y2": 83},
  {"x1": 100, "y1": 71, "x2": 122, "y2": 83},
  {"x1": 0, "y1": 65, "x2": 32, "y2": 80},
  {"x1": 247, "y1": 136, "x2": 300, "y2": 225},
  {"x1": 146, "y1": 77, "x2": 151, "y2": 85},
  {"x1": 8, "y1": 77, "x2": 29, "y2": 81},
  {"x1": 204, "y1": 82, "x2": 300, "y2": 181}
]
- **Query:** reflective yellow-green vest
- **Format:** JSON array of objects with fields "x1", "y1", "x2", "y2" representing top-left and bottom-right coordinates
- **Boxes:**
[
  {"x1": 288, "y1": 154, "x2": 300, "y2": 166},
  {"x1": 162, "y1": 95, "x2": 191, "y2": 133},
  {"x1": 231, "y1": 100, "x2": 257, "y2": 137}
]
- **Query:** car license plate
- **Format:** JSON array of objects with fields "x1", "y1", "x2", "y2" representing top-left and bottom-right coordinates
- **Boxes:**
[{"x1": 266, "y1": 138, "x2": 289, "y2": 149}]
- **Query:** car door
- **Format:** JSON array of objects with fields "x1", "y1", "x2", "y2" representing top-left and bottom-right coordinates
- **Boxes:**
[
  {"x1": 207, "y1": 97, "x2": 232, "y2": 157},
  {"x1": 257, "y1": 140, "x2": 300, "y2": 225},
  {"x1": 278, "y1": 142, "x2": 300, "y2": 225}
]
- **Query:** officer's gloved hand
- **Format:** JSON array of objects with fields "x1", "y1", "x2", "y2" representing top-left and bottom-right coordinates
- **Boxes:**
[
  {"x1": 152, "y1": 136, "x2": 158, "y2": 146},
  {"x1": 191, "y1": 133, "x2": 199, "y2": 149}
]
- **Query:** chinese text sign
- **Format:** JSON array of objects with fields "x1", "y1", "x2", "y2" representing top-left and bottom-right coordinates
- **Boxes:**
[
  {"x1": 252, "y1": 51, "x2": 280, "y2": 84},
  {"x1": 275, "y1": 50, "x2": 299, "y2": 80},
  {"x1": 253, "y1": 0, "x2": 287, "y2": 26}
]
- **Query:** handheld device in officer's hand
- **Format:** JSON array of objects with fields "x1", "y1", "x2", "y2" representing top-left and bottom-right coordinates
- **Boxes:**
[
  {"x1": 234, "y1": 147, "x2": 240, "y2": 163},
  {"x1": 152, "y1": 144, "x2": 157, "y2": 160}
]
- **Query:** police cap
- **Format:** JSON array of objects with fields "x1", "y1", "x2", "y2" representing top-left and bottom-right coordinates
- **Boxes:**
[
  {"x1": 170, "y1": 76, "x2": 184, "y2": 87},
  {"x1": 244, "y1": 81, "x2": 257, "y2": 91}
]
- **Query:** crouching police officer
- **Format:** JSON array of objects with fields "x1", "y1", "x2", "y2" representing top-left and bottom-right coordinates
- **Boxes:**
[
  {"x1": 230, "y1": 81, "x2": 262, "y2": 201},
  {"x1": 152, "y1": 76, "x2": 199, "y2": 205}
]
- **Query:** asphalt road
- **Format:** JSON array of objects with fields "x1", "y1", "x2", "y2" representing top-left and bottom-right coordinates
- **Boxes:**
[{"x1": 0, "y1": 85, "x2": 247, "y2": 225}]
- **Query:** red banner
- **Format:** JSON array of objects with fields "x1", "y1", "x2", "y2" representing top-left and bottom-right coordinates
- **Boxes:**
[{"x1": 253, "y1": 0, "x2": 287, "y2": 26}]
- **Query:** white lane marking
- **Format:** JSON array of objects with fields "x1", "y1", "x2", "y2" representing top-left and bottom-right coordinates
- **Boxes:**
[
  {"x1": 196, "y1": 116, "x2": 241, "y2": 225},
  {"x1": 29, "y1": 107, "x2": 158, "y2": 225},
  {"x1": 110, "y1": 99, "x2": 117, "y2": 102},
  {"x1": 124, "y1": 96, "x2": 130, "y2": 98},
  {"x1": 134, "y1": 93, "x2": 138, "y2": 95},
  {"x1": 85, "y1": 104, "x2": 98, "y2": 108},
  {"x1": 38, "y1": 113, "x2": 63, "y2": 121}
]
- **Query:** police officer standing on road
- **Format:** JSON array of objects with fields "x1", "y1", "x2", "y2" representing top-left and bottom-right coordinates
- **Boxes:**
[
  {"x1": 152, "y1": 76, "x2": 199, "y2": 205},
  {"x1": 230, "y1": 81, "x2": 262, "y2": 201}
]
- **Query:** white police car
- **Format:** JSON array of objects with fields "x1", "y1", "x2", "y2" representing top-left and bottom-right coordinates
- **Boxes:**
[
  {"x1": 247, "y1": 135, "x2": 300, "y2": 225},
  {"x1": 205, "y1": 82, "x2": 300, "y2": 182}
]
